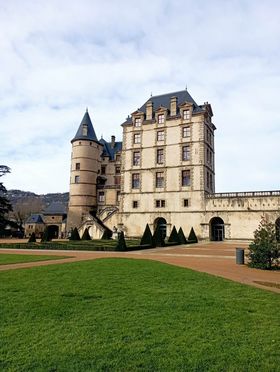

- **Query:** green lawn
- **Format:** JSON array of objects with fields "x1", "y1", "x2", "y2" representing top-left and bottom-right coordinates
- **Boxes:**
[
  {"x1": 0, "y1": 259, "x2": 279, "y2": 371},
  {"x1": 0, "y1": 253, "x2": 67, "y2": 265}
]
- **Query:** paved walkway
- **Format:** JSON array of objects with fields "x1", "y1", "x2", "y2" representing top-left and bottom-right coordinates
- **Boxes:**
[{"x1": 0, "y1": 242, "x2": 279, "y2": 294}]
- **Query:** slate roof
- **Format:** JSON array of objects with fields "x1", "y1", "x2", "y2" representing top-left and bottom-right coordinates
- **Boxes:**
[
  {"x1": 25, "y1": 214, "x2": 44, "y2": 224},
  {"x1": 99, "y1": 138, "x2": 122, "y2": 160},
  {"x1": 71, "y1": 111, "x2": 99, "y2": 143},
  {"x1": 122, "y1": 89, "x2": 205, "y2": 125},
  {"x1": 43, "y1": 202, "x2": 67, "y2": 215}
]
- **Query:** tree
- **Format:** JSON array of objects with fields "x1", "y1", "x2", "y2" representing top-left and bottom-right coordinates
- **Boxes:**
[
  {"x1": 0, "y1": 166, "x2": 13, "y2": 234},
  {"x1": 140, "y1": 224, "x2": 155, "y2": 247},
  {"x1": 115, "y1": 231, "x2": 127, "y2": 251},
  {"x1": 178, "y1": 227, "x2": 187, "y2": 244},
  {"x1": 168, "y1": 226, "x2": 180, "y2": 244},
  {"x1": 153, "y1": 224, "x2": 165, "y2": 247},
  {"x1": 188, "y1": 227, "x2": 198, "y2": 243},
  {"x1": 41, "y1": 228, "x2": 52, "y2": 242},
  {"x1": 81, "y1": 227, "x2": 91, "y2": 240},
  {"x1": 248, "y1": 216, "x2": 280, "y2": 270},
  {"x1": 69, "y1": 227, "x2": 81, "y2": 241},
  {"x1": 28, "y1": 232, "x2": 36, "y2": 243}
]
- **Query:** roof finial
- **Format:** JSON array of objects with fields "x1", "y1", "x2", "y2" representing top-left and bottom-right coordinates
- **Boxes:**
[
  {"x1": 86, "y1": 107, "x2": 88, "y2": 113},
  {"x1": 150, "y1": 92, "x2": 153, "y2": 97},
  {"x1": 185, "y1": 84, "x2": 187, "y2": 90}
]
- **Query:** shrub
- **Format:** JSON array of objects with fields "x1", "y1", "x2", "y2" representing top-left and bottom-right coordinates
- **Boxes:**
[
  {"x1": 41, "y1": 228, "x2": 52, "y2": 242},
  {"x1": 140, "y1": 224, "x2": 155, "y2": 247},
  {"x1": 115, "y1": 231, "x2": 127, "y2": 251},
  {"x1": 101, "y1": 228, "x2": 112, "y2": 240},
  {"x1": 188, "y1": 227, "x2": 198, "y2": 243},
  {"x1": 81, "y1": 227, "x2": 91, "y2": 240},
  {"x1": 69, "y1": 227, "x2": 80, "y2": 241},
  {"x1": 28, "y1": 232, "x2": 36, "y2": 243},
  {"x1": 178, "y1": 227, "x2": 187, "y2": 244},
  {"x1": 168, "y1": 226, "x2": 180, "y2": 244},
  {"x1": 248, "y1": 216, "x2": 280, "y2": 270},
  {"x1": 153, "y1": 225, "x2": 165, "y2": 247}
]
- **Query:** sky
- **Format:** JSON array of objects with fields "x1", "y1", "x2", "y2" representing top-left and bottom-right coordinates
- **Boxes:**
[{"x1": 0, "y1": 0, "x2": 279, "y2": 194}]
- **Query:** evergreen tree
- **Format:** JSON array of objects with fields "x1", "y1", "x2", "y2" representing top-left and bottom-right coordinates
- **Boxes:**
[
  {"x1": 41, "y1": 228, "x2": 52, "y2": 242},
  {"x1": 101, "y1": 228, "x2": 112, "y2": 240},
  {"x1": 28, "y1": 232, "x2": 36, "y2": 243},
  {"x1": 178, "y1": 227, "x2": 187, "y2": 244},
  {"x1": 168, "y1": 226, "x2": 180, "y2": 244},
  {"x1": 81, "y1": 227, "x2": 91, "y2": 240},
  {"x1": 69, "y1": 227, "x2": 81, "y2": 241},
  {"x1": 248, "y1": 216, "x2": 280, "y2": 269},
  {"x1": 188, "y1": 227, "x2": 198, "y2": 243},
  {"x1": 115, "y1": 231, "x2": 127, "y2": 251},
  {"x1": 140, "y1": 224, "x2": 155, "y2": 247},
  {"x1": 153, "y1": 224, "x2": 165, "y2": 247},
  {"x1": 0, "y1": 166, "x2": 13, "y2": 234}
]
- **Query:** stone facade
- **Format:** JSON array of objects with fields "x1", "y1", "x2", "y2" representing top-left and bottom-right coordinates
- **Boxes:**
[{"x1": 67, "y1": 89, "x2": 280, "y2": 241}]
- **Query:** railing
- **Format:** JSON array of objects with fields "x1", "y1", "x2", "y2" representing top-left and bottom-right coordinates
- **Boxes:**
[{"x1": 206, "y1": 190, "x2": 280, "y2": 199}]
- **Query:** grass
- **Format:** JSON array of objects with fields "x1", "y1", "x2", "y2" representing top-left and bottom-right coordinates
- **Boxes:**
[
  {"x1": 0, "y1": 258, "x2": 279, "y2": 371},
  {"x1": 0, "y1": 253, "x2": 68, "y2": 265}
]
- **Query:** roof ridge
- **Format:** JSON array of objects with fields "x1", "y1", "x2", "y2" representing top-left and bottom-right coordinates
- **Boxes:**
[{"x1": 149, "y1": 89, "x2": 188, "y2": 99}]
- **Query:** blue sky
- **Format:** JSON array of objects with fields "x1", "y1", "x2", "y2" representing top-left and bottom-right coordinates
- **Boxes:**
[{"x1": 0, "y1": 0, "x2": 279, "y2": 193}]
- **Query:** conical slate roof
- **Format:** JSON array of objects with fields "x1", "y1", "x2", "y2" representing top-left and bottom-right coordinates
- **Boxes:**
[{"x1": 71, "y1": 111, "x2": 99, "y2": 143}]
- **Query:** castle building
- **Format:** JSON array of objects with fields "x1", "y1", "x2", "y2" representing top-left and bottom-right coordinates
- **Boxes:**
[{"x1": 67, "y1": 89, "x2": 280, "y2": 241}]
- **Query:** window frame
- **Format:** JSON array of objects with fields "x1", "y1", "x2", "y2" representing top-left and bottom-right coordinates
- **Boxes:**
[
  {"x1": 182, "y1": 170, "x2": 191, "y2": 186},
  {"x1": 132, "y1": 173, "x2": 140, "y2": 189}
]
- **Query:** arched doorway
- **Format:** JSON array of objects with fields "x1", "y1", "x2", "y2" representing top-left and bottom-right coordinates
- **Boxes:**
[
  {"x1": 276, "y1": 218, "x2": 280, "y2": 242},
  {"x1": 154, "y1": 217, "x2": 167, "y2": 240},
  {"x1": 210, "y1": 217, "x2": 224, "y2": 241},
  {"x1": 47, "y1": 225, "x2": 59, "y2": 239}
]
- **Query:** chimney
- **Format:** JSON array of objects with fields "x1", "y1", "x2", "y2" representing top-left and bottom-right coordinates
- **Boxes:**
[
  {"x1": 146, "y1": 100, "x2": 153, "y2": 120},
  {"x1": 111, "y1": 135, "x2": 115, "y2": 148},
  {"x1": 170, "y1": 96, "x2": 178, "y2": 116}
]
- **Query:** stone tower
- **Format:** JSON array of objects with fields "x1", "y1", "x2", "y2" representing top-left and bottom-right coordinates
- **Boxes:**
[{"x1": 67, "y1": 110, "x2": 102, "y2": 232}]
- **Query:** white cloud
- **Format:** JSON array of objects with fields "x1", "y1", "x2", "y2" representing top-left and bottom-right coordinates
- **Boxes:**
[{"x1": 0, "y1": 0, "x2": 279, "y2": 193}]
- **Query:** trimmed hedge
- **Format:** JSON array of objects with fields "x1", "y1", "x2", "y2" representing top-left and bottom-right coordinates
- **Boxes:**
[
  {"x1": 140, "y1": 224, "x2": 155, "y2": 247},
  {"x1": 168, "y1": 226, "x2": 180, "y2": 244}
]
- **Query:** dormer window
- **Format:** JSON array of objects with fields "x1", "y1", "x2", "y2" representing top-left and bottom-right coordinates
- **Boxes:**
[
  {"x1": 158, "y1": 114, "x2": 165, "y2": 124},
  {"x1": 183, "y1": 110, "x2": 191, "y2": 120},
  {"x1": 135, "y1": 117, "x2": 142, "y2": 127},
  {"x1": 82, "y1": 124, "x2": 88, "y2": 136}
]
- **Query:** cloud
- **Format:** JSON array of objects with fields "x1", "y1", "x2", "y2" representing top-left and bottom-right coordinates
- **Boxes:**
[{"x1": 0, "y1": 0, "x2": 279, "y2": 193}]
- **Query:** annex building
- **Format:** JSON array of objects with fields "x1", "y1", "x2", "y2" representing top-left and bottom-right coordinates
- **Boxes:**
[{"x1": 67, "y1": 89, "x2": 280, "y2": 241}]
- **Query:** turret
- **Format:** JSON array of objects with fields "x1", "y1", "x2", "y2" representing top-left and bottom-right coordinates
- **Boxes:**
[{"x1": 67, "y1": 110, "x2": 102, "y2": 231}]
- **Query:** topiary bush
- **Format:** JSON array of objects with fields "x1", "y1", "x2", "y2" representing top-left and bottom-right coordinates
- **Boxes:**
[
  {"x1": 168, "y1": 226, "x2": 180, "y2": 244},
  {"x1": 81, "y1": 227, "x2": 91, "y2": 240},
  {"x1": 188, "y1": 227, "x2": 198, "y2": 243},
  {"x1": 115, "y1": 231, "x2": 127, "y2": 251},
  {"x1": 101, "y1": 228, "x2": 112, "y2": 240},
  {"x1": 69, "y1": 227, "x2": 81, "y2": 241},
  {"x1": 41, "y1": 228, "x2": 52, "y2": 242},
  {"x1": 153, "y1": 225, "x2": 165, "y2": 247},
  {"x1": 178, "y1": 227, "x2": 187, "y2": 244},
  {"x1": 28, "y1": 232, "x2": 36, "y2": 243},
  {"x1": 140, "y1": 224, "x2": 155, "y2": 247},
  {"x1": 248, "y1": 216, "x2": 280, "y2": 270}
]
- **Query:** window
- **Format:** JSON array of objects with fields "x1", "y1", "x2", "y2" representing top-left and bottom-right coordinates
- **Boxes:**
[
  {"x1": 207, "y1": 148, "x2": 210, "y2": 163},
  {"x1": 132, "y1": 173, "x2": 140, "y2": 189},
  {"x1": 132, "y1": 200, "x2": 138, "y2": 208},
  {"x1": 75, "y1": 175, "x2": 80, "y2": 184},
  {"x1": 155, "y1": 200, "x2": 166, "y2": 208},
  {"x1": 182, "y1": 145, "x2": 190, "y2": 161},
  {"x1": 134, "y1": 133, "x2": 141, "y2": 144},
  {"x1": 82, "y1": 124, "x2": 88, "y2": 136},
  {"x1": 157, "y1": 131, "x2": 164, "y2": 141},
  {"x1": 134, "y1": 118, "x2": 141, "y2": 127},
  {"x1": 183, "y1": 199, "x2": 189, "y2": 207},
  {"x1": 116, "y1": 154, "x2": 121, "y2": 162},
  {"x1": 182, "y1": 170, "x2": 190, "y2": 186},
  {"x1": 115, "y1": 166, "x2": 121, "y2": 174},
  {"x1": 182, "y1": 126, "x2": 190, "y2": 138},
  {"x1": 133, "y1": 151, "x2": 141, "y2": 166},
  {"x1": 207, "y1": 171, "x2": 210, "y2": 188},
  {"x1": 75, "y1": 162, "x2": 80, "y2": 170},
  {"x1": 101, "y1": 165, "x2": 106, "y2": 175},
  {"x1": 116, "y1": 191, "x2": 121, "y2": 203},
  {"x1": 98, "y1": 191, "x2": 105, "y2": 202},
  {"x1": 157, "y1": 149, "x2": 164, "y2": 164},
  {"x1": 158, "y1": 114, "x2": 165, "y2": 124},
  {"x1": 183, "y1": 109, "x2": 190, "y2": 120},
  {"x1": 156, "y1": 172, "x2": 164, "y2": 188},
  {"x1": 210, "y1": 174, "x2": 213, "y2": 191}
]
